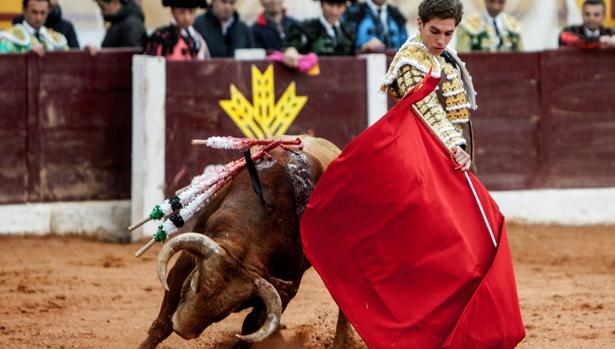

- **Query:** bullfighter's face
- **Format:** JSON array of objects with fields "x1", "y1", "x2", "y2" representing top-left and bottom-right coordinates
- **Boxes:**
[
  {"x1": 582, "y1": 3, "x2": 606, "y2": 31},
  {"x1": 321, "y1": 1, "x2": 347, "y2": 26},
  {"x1": 485, "y1": 0, "x2": 506, "y2": 18},
  {"x1": 417, "y1": 16, "x2": 456, "y2": 57},
  {"x1": 171, "y1": 7, "x2": 198, "y2": 29},
  {"x1": 23, "y1": 0, "x2": 49, "y2": 31}
]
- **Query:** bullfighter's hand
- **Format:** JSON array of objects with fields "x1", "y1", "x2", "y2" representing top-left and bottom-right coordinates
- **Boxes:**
[
  {"x1": 452, "y1": 146, "x2": 471, "y2": 172},
  {"x1": 361, "y1": 38, "x2": 386, "y2": 53},
  {"x1": 84, "y1": 45, "x2": 99, "y2": 56},
  {"x1": 599, "y1": 35, "x2": 615, "y2": 48},
  {"x1": 283, "y1": 47, "x2": 300, "y2": 68},
  {"x1": 29, "y1": 44, "x2": 45, "y2": 57}
]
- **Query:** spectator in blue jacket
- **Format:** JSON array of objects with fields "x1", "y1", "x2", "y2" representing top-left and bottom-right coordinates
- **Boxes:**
[
  {"x1": 251, "y1": 0, "x2": 296, "y2": 51},
  {"x1": 344, "y1": 0, "x2": 408, "y2": 53}
]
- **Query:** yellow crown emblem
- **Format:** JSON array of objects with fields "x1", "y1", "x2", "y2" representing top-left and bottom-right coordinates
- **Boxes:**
[{"x1": 220, "y1": 65, "x2": 308, "y2": 139}]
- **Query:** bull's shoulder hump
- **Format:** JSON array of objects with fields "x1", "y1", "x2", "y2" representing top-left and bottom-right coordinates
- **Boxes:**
[{"x1": 288, "y1": 135, "x2": 341, "y2": 170}]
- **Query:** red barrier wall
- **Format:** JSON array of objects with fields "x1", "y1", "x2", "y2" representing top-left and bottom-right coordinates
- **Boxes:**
[
  {"x1": 538, "y1": 50, "x2": 615, "y2": 188},
  {"x1": 462, "y1": 52, "x2": 542, "y2": 190},
  {"x1": 1, "y1": 50, "x2": 614, "y2": 204},
  {"x1": 0, "y1": 50, "x2": 135, "y2": 204},
  {"x1": 463, "y1": 50, "x2": 615, "y2": 190},
  {"x1": 0, "y1": 55, "x2": 27, "y2": 203}
]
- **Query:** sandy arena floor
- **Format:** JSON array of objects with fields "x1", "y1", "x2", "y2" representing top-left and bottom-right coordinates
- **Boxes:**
[{"x1": 0, "y1": 224, "x2": 613, "y2": 349}]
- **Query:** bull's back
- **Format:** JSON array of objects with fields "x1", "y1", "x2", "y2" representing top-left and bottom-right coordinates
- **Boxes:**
[{"x1": 277, "y1": 135, "x2": 341, "y2": 170}]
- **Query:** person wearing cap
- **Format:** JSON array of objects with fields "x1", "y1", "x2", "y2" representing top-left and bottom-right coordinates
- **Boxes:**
[
  {"x1": 344, "y1": 0, "x2": 408, "y2": 53},
  {"x1": 193, "y1": 0, "x2": 254, "y2": 58},
  {"x1": 282, "y1": 0, "x2": 354, "y2": 68},
  {"x1": 0, "y1": 0, "x2": 68, "y2": 55},
  {"x1": 145, "y1": 0, "x2": 210, "y2": 60},
  {"x1": 455, "y1": 0, "x2": 523, "y2": 52}
]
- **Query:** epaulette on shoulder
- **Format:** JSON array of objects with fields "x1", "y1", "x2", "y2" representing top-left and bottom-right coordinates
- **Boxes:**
[
  {"x1": 2, "y1": 24, "x2": 30, "y2": 46},
  {"x1": 502, "y1": 13, "x2": 522, "y2": 34},
  {"x1": 153, "y1": 25, "x2": 175, "y2": 35},
  {"x1": 149, "y1": 25, "x2": 177, "y2": 40},
  {"x1": 47, "y1": 28, "x2": 68, "y2": 46},
  {"x1": 383, "y1": 43, "x2": 439, "y2": 87},
  {"x1": 459, "y1": 13, "x2": 484, "y2": 35},
  {"x1": 396, "y1": 43, "x2": 434, "y2": 70},
  {"x1": 300, "y1": 18, "x2": 325, "y2": 40}
]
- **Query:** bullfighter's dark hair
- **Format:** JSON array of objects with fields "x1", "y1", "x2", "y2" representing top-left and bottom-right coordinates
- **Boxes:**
[
  {"x1": 418, "y1": 0, "x2": 464, "y2": 26},
  {"x1": 583, "y1": 0, "x2": 606, "y2": 12},
  {"x1": 23, "y1": 0, "x2": 51, "y2": 9}
]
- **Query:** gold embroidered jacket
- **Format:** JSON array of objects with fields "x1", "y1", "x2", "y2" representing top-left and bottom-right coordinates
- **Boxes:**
[
  {"x1": 381, "y1": 35, "x2": 476, "y2": 150},
  {"x1": 0, "y1": 24, "x2": 68, "y2": 53},
  {"x1": 456, "y1": 12, "x2": 523, "y2": 52}
]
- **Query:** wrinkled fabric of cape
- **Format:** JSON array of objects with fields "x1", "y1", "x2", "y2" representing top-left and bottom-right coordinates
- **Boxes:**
[{"x1": 300, "y1": 76, "x2": 525, "y2": 348}]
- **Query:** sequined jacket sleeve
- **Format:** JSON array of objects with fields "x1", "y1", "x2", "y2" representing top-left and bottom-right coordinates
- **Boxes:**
[{"x1": 381, "y1": 45, "x2": 467, "y2": 149}]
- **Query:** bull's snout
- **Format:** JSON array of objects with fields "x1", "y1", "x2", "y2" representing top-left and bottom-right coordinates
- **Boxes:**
[{"x1": 171, "y1": 309, "x2": 204, "y2": 339}]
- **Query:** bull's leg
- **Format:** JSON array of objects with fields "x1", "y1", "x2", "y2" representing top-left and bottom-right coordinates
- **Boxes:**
[
  {"x1": 138, "y1": 253, "x2": 196, "y2": 349},
  {"x1": 332, "y1": 308, "x2": 354, "y2": 349},
  {"x1": 231, "y1": 302, "x2": 267, "y2": 349}
]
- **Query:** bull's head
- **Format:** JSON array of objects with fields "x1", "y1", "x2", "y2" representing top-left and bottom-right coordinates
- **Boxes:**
[{"x1": 156, "y1": 233, "x2": 282, "y2": 342}]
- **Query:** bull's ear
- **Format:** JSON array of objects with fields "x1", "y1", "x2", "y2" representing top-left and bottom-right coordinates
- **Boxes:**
[{"x1": 189, "y1": 268, "x2": 201, "y2": 293}]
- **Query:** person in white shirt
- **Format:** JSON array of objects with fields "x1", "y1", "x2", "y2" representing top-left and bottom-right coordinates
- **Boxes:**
[{"x1": 0, "y1": 0, "x2": 68, "y2": 55}]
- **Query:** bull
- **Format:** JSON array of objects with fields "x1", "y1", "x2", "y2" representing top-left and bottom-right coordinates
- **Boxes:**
[{"x1": 138, "y1": 136, "x2": 353, "y2": 349}]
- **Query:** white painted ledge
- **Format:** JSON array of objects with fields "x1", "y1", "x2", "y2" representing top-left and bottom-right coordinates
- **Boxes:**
[
  {"x1": 491, "y1": 188, "x2": 615, "y2": 225},
  {"x1": 131, "y1": 55, "x2": 167, "y2": 242},
  {"x1": 0, "y1": 200, "x2": 131, "y2": 241},
  {"x1": 361, "y1": 53, "x2": 388, "y2": 126}
]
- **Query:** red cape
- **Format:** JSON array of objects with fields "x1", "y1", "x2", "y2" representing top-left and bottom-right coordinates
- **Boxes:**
[{"x1": 301, "y1": 76, "x2": 525, "y2": 348}]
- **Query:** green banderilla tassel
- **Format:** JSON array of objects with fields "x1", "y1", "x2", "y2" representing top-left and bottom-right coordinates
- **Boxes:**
[
  {"x1": 149, "y1": 205, "x2": 164, "y2": 220},
  {"x1": 153, "y1": 226, "x2": 167, "y2": 242}
]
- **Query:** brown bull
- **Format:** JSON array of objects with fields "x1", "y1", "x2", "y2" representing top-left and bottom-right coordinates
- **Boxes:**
[{"x1": 138, "y1": 136, "x2": 348, "y2": 349}]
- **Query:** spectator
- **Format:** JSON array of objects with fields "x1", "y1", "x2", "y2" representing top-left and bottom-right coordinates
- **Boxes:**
[
  {"x1": 94, "y1": 0, "x2": 146, "y2": 48},
  {"x1": 145, "y1": 0, "x2": 210, "y2": 60},
  {"x1": 0, "y1": 0, "x2": 68, "y2": 55},
  {"x1": 559, "y1": 0, "x2": 615, "y2": 49},
  {"x1": 282, "y1": 0, "x2": 354, "y2": 68},
  {"x1": 193, "y1": 0, "x2": 253, "y2": 57},
  {"x1": 251, "y1": 0, "x2": 296, "y2": 51},
  {"x1": 456, "y1": 0, "x2": 523, "y2": 52},
  {"x1": 13, "y1": 0, "x2": 79, "y2": 48},
  {"x1": 344, "y1": 0, "x2": 408, "y2": 53}
]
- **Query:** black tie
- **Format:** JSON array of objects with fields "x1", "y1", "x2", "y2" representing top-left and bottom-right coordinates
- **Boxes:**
[
  {"x1": 333, "y1": 25, "x2": 342, "y2": 45},
  {"x1": 34, "y1": 31, "x2": 44, "y2": 44},
  {"x1": 493, "y1": 19, "x2": 503, "y2": 49}
]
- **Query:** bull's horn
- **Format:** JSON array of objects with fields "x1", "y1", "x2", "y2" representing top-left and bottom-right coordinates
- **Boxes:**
[
  {"x1": 156, "y1": 232, "x2": 221, "y2": 291},
  {"x1": 235, "y1": 278, "x2": 283, "y2": 343}
]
